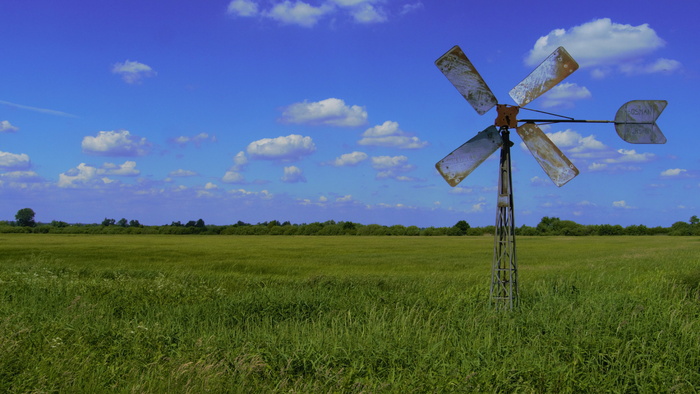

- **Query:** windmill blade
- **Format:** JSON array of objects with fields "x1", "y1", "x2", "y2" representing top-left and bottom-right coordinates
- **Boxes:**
[
  {"x1": 436, "y1": 125, "x2": 502, "y2": 187},
  {"x1": 614, "y1": 100, "x2": 667, "y2": 144},
  {"x1": 516, "y1": 123, "x2": 579, "y2": 187},
  {"x1": 435, "y1": 46, "x2": 498, "y2": 115},
  {"x1": 509, "y1": 47, "x2": 579, "y2": 107}
]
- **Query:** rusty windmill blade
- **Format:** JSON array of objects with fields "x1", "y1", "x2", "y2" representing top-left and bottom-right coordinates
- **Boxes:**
[
  {"x1": 516, "y1": 123, "x2": 579, "y2": 187},
  {"x1": 436, "y1": 126, "x2": 503, "y2": 187},
  {"x1": 435, "y1": 45, "x2": 498, "y2": 115},
  {"x1": 509, "y1": 47, "x2": 578, "y2": 107}
]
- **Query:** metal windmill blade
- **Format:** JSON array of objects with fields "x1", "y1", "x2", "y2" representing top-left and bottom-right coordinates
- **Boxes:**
[
  {"x1": 435, "y1": 45, "x2": 498, "y2": 115},
  {"x1": 436, "y1": 126, "x2": 502, "y2": 186},
  {"x1": 509, "y1": 47, "x2": 579, "y2": 107},
  {"x1": 516, "y1": 123, "x2": 579, "y2": 187}
]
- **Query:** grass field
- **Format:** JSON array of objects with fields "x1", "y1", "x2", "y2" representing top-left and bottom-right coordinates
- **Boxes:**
[{"x1": 1, "y1": 234, "x2": 699, "y2": 392}]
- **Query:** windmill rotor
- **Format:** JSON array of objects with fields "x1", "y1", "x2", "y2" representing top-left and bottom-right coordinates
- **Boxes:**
[{"x1": 433, "y1": 44, "x2": 667, "y2": 308}]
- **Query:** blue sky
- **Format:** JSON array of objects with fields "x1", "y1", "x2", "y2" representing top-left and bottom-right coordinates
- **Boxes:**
[{"x1": 1, "y1": 0, "x2": 697, "y2": 227}]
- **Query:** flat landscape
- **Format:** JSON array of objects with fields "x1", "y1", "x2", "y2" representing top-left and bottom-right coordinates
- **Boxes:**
[{"x1": 1, "y1": 234, "x2": 698, "y2": 392}]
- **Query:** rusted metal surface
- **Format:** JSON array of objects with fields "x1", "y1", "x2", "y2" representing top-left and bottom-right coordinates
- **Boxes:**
[
  {"x1": 436, "y1": 125, "x2": 502, "y2": 187},
  {"x1": 516, "y1": 123, "x2": 579, "y2": 187},
  {"x1": 436, "y1": 45, "x2": 498, "y2": 115},
  {"x1": 495, "y1": 104, "x2": 519, "y2": 129},
  {"x1": 509, "y1": 47, "x2": 578, "y2": 107},
  {"x1": 615, "y1": 100, "x2": 667, "y2": 144}
]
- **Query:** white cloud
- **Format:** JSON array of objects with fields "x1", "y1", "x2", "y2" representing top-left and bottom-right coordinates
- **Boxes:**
[
  {"x1": 204, "y1": 182, "x2": 219, "y2": 190},
  {"x1": 525, "y1": 18, "x2": 680, "y2": 77},
  {"x1": 228, "y1": 0, "x2": 390, "y2": 27},
  {"x1": 347, "y1": 3, "x2": 386, "y2": 23},
  {"x1": 661, "y1": 168, "x2": 687, "y2": 177},
  {"x1": 227, "y1": 0, "x2": 259, "y2": 16},
  {"x1": 470, "y1": 202, "x2": 486, "y2": 213},
  {"x1": 222, "y1": 151, "x2": 249, "y2": 184},
  {"x1": 222, "y1": 171, "x2": 245, "y2": 184},
  {"x1": 0, "y1": 120, "x2": 19, "y2": 133},
  {"x1": 169, "y1": 169, "x2": 198, "y2": 177},
  {"x1": 112, "y1": 60, "x2": 156, "y2": 84},
  {"x1": 539, "y1": 82, "x2": 591, "y2": 108},
  {"x1": 265, "y1": 1, "x2": 332, "y2": 27},
  {"x1": 613, "y1": 200, "x2": 635, "y2": 209},
  {"x1": 0, "y1": 151, "x2": 30, "y2": 170},
  {"x1": 371, "y1": 155, "x2": 415, "y2": 180},
  {"x1": 331, "y1": 151, "x2": 368, "y2": 166},
  {"x1": 280, "y1": 98, "x2": 367, "y2": 127},
  {"x1": 604, "y1": 149, "x2": 655, "y2": 163},
  {"x1": 448, "y1": 186, "x2": 473, "y2": 194},
  {"x1": 0, "y1": 170, "x2": 41, "y2": 182},
  {"x1": 336, "y1": 194, "x2": 352, "y2": 202},
  {"x1": 0, "y1": 100, "x2": 78, "y2": 118},
  {"x1": 58, "y1": 161, "x2": 140, "y2": 188},
  {"x1": 281, "y1": 165, "x2": 307, "y2": 183},
  {"x1": 173, "y1": 132, "x2": 216, "y2": 146},
  {"x1": 619, "y1": 58, "x2": 682, "y2": 75},
  {"x1": 358, "y1": 121, "x2": 428, "y2": 149},
  {"x1": 82, "y1": 130, "x2": 151, "y2": 157},
  {"x1": 247, "y1": 134, "x2": 316, "y2": 161},
  {"x1": 400, "y1": 2, "x2": 423, "y2": 15},
  {"x1": 101, "y1": 161, "x2": 140, "y2": 176}
]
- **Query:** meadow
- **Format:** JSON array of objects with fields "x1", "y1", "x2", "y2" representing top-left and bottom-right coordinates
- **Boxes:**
[{"x1": 0, "y1": 234, "x2": 698, "y2": 392}]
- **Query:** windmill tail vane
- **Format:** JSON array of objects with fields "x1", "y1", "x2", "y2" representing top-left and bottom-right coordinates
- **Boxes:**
[{"x1": 433, "y1": 44, "x2": 667, "y2": 309}]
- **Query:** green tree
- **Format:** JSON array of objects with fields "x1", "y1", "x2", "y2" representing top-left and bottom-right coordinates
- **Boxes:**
[
  {"x1": 452, "y1": 220, "x2": 470, "y2": 235},
  {"x1": 690, "y1": 215, "x2": 699, "y2": 225},
  {"x1": 102, "y1": 218, "x2": 115, "y2": 226},
  {"x1": 15, "y1": 208, "x2": 36, "y2": 227},
  {"x1": 117, "y1": 218, "x2": 129, "y2": 227}
]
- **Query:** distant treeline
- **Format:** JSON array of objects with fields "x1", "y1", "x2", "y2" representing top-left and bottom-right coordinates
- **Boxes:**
[{"x1": 2, "y1": 216, "x2": 699, "y2": 236}]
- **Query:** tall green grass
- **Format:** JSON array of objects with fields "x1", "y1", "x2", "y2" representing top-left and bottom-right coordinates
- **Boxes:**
[{"x1": 1, "y1": 235, "x2": 698, "y2": 392}]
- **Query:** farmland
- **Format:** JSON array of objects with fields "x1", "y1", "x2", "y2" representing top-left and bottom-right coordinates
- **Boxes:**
[{"x1": 1, "y1": 234, "x2": 699, "y2": 392}]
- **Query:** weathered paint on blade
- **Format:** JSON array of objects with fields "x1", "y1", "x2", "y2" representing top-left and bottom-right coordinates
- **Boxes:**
[
  {"x1": 614, "y1": 100, "x2": 667, "y2": 144},
  {"x1": 509, "y1": 47, "x2": 578, "y2": 107},
  {"x1": 436, "y1": 46, "x2": 498, "y2": 115},
  {"x1": 517, "y1": 123, "x2": 579, "y2": 187},
  {"x1": 436, "y1": 125, "x2": 502, "y2": 187}
]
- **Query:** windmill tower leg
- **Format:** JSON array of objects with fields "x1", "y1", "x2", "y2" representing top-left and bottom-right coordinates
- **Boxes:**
[{"x1": 490, "y1": 126, "x2": 519, "y2": 309}]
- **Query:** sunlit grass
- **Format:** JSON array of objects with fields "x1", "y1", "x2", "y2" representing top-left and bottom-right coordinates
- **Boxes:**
[{"x1": 1, "y1": 235, "x2": 698, "y2": 392}]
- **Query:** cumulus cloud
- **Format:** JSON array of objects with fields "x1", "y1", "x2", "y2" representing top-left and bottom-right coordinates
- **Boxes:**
[
  {"x1": 58, "y1": 161, "x2": 139, "y2": 188},
  {"x1": 0, "y1": 170, "x2": 41, "y2": 183},
  {"x1": 169, "y1": 169, "x2": 198, "y2": 177},
  {"x1": 525, "y1": 18, "x2": 681, "y2": 77},
  {"x1": 371, "y1": 155, "x2": 416, "y2": 180},
  {"x1": 661, "y1": 168, "x2": 688, "y2": 177},
  {"x1": 227, "y1": 0, "x2": 258, "y2": 16},
  {"x1": 281, "y1": 165, "x2": 307, "y2": 183},
  {"x1": 358, "y1": 121, "x2": 428, "y2": 149},
  {"x1": 267, "y1": 1, "x2": 332, "y2": 27},
  {"x1": 173, "y1": 132, "x2": 216, "y2": 146},
  {"x1": 538, "y1": 83, "x2": 591, "y2": 108},
  {"x1": 604, "y1": 149, "x2": 655, "y2": 163},
  {"x1": 82, "y1": 130, "x2": 151, "y2": 157},
  {"x1": 280, "y1": 98, "x2": 367, "y2": 127},
  {"x1": 0, "y1": 151, "x2": 30, "y2": 170},
  {"x1": 0, "y1": 120, "x2": 19, "y2": 133},
  {"x1": 330, "y1": 151, "x2": 368, "y2": 166},
  {"x1": 247, "y1": 134, "x2": 316, "y2": 161},
  {"x1": 222, "y1": 151, "x2": 249, "y2": 184},
  {"x1": 613, "y1": 200, "x2": 635, "y2": 209},
  {"x1": 227, "y1": 0, "x2": 389, "y2": 27},
  {"x1": 112, "y1": 60, "x2": 156, "y2": 84}
]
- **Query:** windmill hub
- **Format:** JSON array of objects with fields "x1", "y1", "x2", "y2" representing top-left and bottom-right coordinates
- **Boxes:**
[{"x1": 495, "y1": 104, "x2": 519, "y2": 129}]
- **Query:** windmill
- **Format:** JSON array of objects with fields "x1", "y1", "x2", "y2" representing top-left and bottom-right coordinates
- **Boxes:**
[{"x1": 434, "y1": 45, "x2": 667, "y2": 309}]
